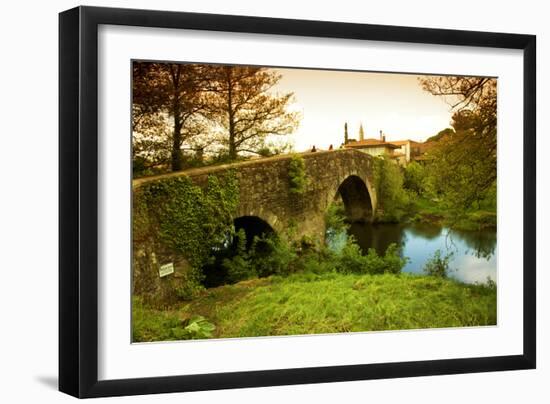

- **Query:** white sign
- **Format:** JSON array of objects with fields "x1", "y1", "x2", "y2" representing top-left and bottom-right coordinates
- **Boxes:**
[{"x1": 159, "y1": 262, "x2": 174, "y2": 278}]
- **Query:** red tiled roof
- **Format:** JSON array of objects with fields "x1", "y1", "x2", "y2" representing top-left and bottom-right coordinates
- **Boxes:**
[{"x1": 389, "y1": 139, "x2": 422, "y2": 146}]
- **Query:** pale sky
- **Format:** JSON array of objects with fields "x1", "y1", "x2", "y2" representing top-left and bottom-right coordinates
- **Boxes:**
[{"x1": 271, "y1": 68, "x2": 456, "y2": 151}]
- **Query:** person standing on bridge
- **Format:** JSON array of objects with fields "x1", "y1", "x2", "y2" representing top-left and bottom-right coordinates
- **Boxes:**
[{"x1": 311, "y1": 145, "x2": 317, "y2": 152}]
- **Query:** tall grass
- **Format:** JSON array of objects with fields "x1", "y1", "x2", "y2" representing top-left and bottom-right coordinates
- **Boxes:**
[{"x1": 133, "y1": 272, "x2": 496, "y2": 341}]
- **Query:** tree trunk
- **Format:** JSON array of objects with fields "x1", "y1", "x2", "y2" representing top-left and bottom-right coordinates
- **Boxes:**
[
  {"x1": 169, "y1": 64, "x2": 183, "y2": 171},
  {"x1": 226, "y1": 68, "x2": 237, "y2": 160},
  {"x1": 171, "y1": 110, "x2": 183, "y2": 171}
]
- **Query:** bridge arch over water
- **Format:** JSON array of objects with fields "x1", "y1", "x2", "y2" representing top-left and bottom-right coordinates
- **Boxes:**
[
  {"x1": 132, "y1": 149, "x2": 378, "y2": 299},
  {"x1": 133, "y1": 148, "x2": 378, "y2": 241},
  {"x1": 336, "y1": 174, "x2": 374, "y2": 224}
]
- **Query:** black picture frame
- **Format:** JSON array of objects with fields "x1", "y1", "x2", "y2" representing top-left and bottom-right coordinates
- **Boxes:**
[{"x1": 59, "y1": 5, "x2": 536, "y2": 398}]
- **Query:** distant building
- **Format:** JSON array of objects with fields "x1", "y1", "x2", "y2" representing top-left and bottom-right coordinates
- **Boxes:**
[
  {"x1": 342, "y1": 126, "x2": 427, "y2": 166},
  {"x1": 344, "y1": 129, "x2": 399, "y2": 162},
  {"x1": 344, "y1": 138, "x2": 400, "y2": 159},
  {"x1": 387, "y1": 139, "x2": 422, "y2": 165}
]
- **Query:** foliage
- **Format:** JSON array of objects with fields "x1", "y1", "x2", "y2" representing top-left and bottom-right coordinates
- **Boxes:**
[
  {"x1": 133, "y1": 272, "x2": 497, "y2": 341},
  {"x1": 132, "y1": 156, "x2": 152, "y2": 177},
  {"x1": 223, "y1": 232, "x2": 298, "y2": 281},
  {"x1": 373, "y1": 157, "x2": 410, "y2": 221},
  {"x1": 250, "y1": 233, "x2": 298, "y2": 277},
  {"x1": 419, "y1": 77, "x2": 497, "y2": 218},
  {"x1": 325, "y1": 201, "x2": 348, "y2": 235},
  {"x1": 334, "y1": 240, "x2": 407, "y2": 275},
  {"x1": 423, "y1": 121, "x2": 496, "y2": 219},
  {"x1": 133, "y1": 62, "x2": 214, "y2": 171},
  {"x1": 334, "y1": 240, "x2": 367, "y2": 274},
  {"x1": 324, "y1": 201, "x2": 349, "y2": 252},
  {"x1": 256, "y1": 139, "x2": 294, "y2": 157},
  {"x1": 134, "y1": 171, "x2": 239, "y2": 296},
  {"x1": 222, "y1": 229, "x2": 257, "y2": 283},
  {"x1": 288, "y1": 154, "x2": 308, "y2": 194},
  {"x1": 207, "y1": 65, "x2": 301, "y2": 160},
  {"x1": 426, "y1": 127, "x2": 455, "y2": 143},
  {"x1": 174, "y1": 270, "x2": 207, "y2": 301},
  {"x1": 423, "y1": 249, "x2": 454, "y2": 278},
  {"x1": 132, "y1": 62, "x2": 301, "y2": 170},
  {"x1": 181, "y1": 315, "x2": 216, "y2": 339},
  {"x1": 403, "y1": 161, "x2": 428, "y2": 195},
  {"x1": 132, "y1": 297, "x2": 216, "y2": 341}
]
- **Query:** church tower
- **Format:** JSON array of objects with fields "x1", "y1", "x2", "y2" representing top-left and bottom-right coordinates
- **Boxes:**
[
  {"x1": 344, "y1": 122, "x2": 349, "y2": 144},
  {"x1": 359, "y1": 123, "x2": 365, "y2": 141}
]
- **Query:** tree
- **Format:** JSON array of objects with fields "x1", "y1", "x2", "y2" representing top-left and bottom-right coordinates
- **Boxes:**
[
  {"x1": 419, "y1": 76, "x2": 497, "y2": 214},
  {"x1": 403, "y1": 161, "x2": 427, "y2": 195},
  {"x1": 207, "y1": 66, "x2": 300, "y2": 160},
  {"x1": 426, "y1": 127, "x2": 455, "y2": 143},
  {"x1": 428, "y1": 111, "x2": 496, "y2": 211},
  {"x1": 132, "y1": 62, "x2": 211, "y2": 171},
  {"x1": 373, "y1": 157, "x2": 410, "y2": 221}
]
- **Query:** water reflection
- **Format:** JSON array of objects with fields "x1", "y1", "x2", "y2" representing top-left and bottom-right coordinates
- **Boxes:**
[
  {"x1": 348, "y1": 223, "x2": 407, "y2": 255},
  {"x1": 451, "y1": 228, "x2": 496, "y2": 260},
  {"x1": 348, "y1": 222, "x2": 497, "y2": 284}
]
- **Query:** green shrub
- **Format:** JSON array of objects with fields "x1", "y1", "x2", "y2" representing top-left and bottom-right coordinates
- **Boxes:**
[
  {"x1": 373, "y1": 157, "x2": 410, "y2": 221},
  {"x1": 423, "y1": 249, "x2": 454, "y2": 278},
  {"x1": 380, "y1": 243, "x2": 408, "y2": 274},
  {"x1": 222, "y1": 229, "x2": 257, "y2": 283},
  {"x1": 335, "y1": 239, "x2": 367, "y2": 274},
  {"x1": 299, "y1": 254, "x2": 336, "y2": 274},
  {"x1": 334, "y1": 239, "x2": 407, "y2": 275},
  {"x1": 288, "y1": 154, "x2": 308, "y2": 194},
  {"x1": 404, "y1": 161, "x2": 428, "y2": 195},
  {"x1": 174, "y1": 271, "x2": 205, "y2": 301},
  {"x1": 249, "y1": 233, "x2": 298, "y2": 277}
]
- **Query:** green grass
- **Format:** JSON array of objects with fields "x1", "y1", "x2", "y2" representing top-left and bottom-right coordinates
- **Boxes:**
[{"x1": 133, "y1": 272, "x2": 496, "y2": 342}]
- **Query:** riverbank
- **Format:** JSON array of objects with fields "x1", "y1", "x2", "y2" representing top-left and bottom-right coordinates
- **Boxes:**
[
  {"x1": 133, "y1": 272, "x2": 497, "y2": 342},
  {"x1": 406, "y1": 197, "x2": 496, "y2": 231}
]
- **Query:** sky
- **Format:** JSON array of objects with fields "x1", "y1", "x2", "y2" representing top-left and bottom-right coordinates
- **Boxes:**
[{"x1": 271, "y1": 68, "x2": 456, "y2": 152}]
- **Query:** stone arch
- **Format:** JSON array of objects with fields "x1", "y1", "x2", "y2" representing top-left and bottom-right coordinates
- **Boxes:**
[
  {"x1": 336, "y1": 175, "x2": 374, "y2": 223},
  {"x1": 233, "y1": 215, "x2": 275, "y2": 249}
]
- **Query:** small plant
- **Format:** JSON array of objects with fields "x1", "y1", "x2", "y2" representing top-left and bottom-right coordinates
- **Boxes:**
[
  {"x1": 179, "y1": 315, "x2": 216, "y2": 339},
  {"x1": 288, "y1": 154, "x2": 308, "y2": 194},
  {"x1": 423, "y1": 249, "x2": 454, "y2": 278}
]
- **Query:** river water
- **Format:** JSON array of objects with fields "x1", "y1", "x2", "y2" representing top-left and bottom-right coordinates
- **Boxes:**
[{"x1": 346, "y1": 222, "x2": 497, "y2": 284}]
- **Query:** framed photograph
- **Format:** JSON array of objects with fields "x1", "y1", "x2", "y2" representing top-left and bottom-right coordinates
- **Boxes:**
[{"x1": 59, "y1": 6, "x2": 536, "y2": 398}]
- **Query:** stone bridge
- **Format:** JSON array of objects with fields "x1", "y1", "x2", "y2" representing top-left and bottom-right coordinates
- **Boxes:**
[{"x1": 133, "y1": 149, "x2": 377, "y2": 242}]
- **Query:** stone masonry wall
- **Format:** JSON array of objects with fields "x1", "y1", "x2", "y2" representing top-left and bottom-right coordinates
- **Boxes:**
[
  {"x1": 132, "y1": 149, "x2": 377, "y2": 305},
  {"x1": 133, "y1": 149, "x2": 377, "y2": 240}
]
